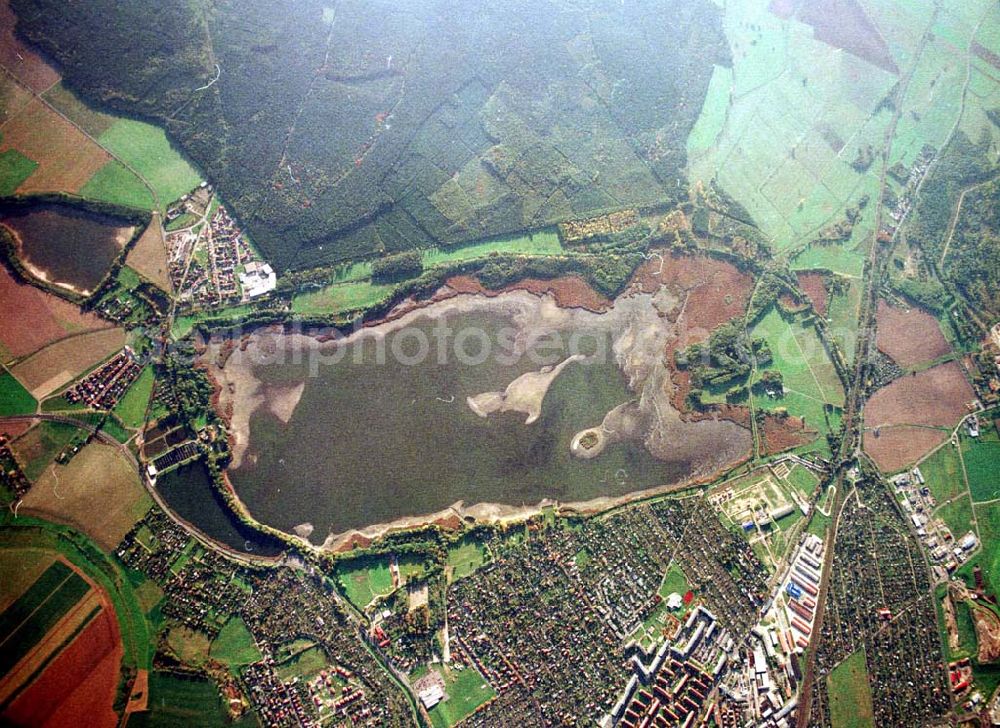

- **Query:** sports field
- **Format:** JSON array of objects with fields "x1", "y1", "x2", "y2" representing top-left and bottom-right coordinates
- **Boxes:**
[
  {"x1": 447, "y1": 537, "x2": 487, "y2": 581},
  {"x1": 337, "y1": 557, "x2": 394, "y2": 610},
  {"x1": 428, "y1": 664, "x2": 496, "y2": 728},
  {"x1": 750, "y1": 308, "x2": 844, "y2": 434},
  {"x1": 827, "y1": 647, "x2": 874, "y2": 728}
]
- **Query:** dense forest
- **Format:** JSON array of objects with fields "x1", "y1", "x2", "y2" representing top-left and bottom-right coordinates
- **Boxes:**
[
  {"x1": 12, "y1": 0, "x2": 729, "y2": 270},
  {"x1": 902, "y1": 131, "x2": 1000, "y2": 318}
]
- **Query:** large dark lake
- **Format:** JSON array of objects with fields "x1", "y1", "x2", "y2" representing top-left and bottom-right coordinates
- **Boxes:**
[
  {"x1": 157, "y1": 459, "x2": 284, "y2": 556},
  {"x1": 223, "y1": 304, "x2": 687, "y2": 539},
  {"x1": 0, "y1": 202, "x2": 132, "y2": 293}
]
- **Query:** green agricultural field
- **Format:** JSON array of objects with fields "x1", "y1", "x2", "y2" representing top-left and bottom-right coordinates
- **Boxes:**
[
  {"x1": 0, "y1": 560, "x2": 73, "y2": 635},
  {"x1": 918, "y1": 441, "x2": 966, "y2": 504},
  {"x1": 0, "y1": 368, "x2": 37, "y2": 416},
  {"x1": 447, "y1": 538, "x2": 486, "y2": 581},
  {"x1": 337, "y1": 557, "x2": 394, "y2": 610},
  {"x1": 826, "y1": 279, "x2": 863, "y2": 366},
  {"x1": 96, "y1": 118, "x2": 202, "y2": 207},
  {"x1": 131, "y1": 671, "x2": 234, "y2": 728},
  {"x1": 962, "y1": 430, "x2": 1000, "y2": 502},
  {"x1": 172, "y1": 304, "x2": 255, "y2": 340},
  {"x1": 80, "y1": 160, "x2": 155, "y2": 210},
  {"x1": 750, "y1": 308, "x2": 844, "y2": 435},
  {"x1": 0, "y1": 149, "x2": 38, "y2": 195},
  {"x1": 971, "y1": 502, "x2": 1000, "y2": 596},
  {"x1": 291, "y1": 280, "x2": 395, "y2": 317},
  {"x1": 687, "y1": 64, "x2": 732, "y2": 156},
  {"x1": 0, "y1": 561, "x2": 91, "y2": 674},
  {"x1": 422, "y1": 230, "x2": 563, "y2": 267},
  {"x1": 0, "y1": 517, "x2": 154, "y2": 670},
  {"x1": 113, "y1": 366, "x2": 155, "y2": 429},
  {"x1": 807, "y1": 509, "x2": 831, "y2": 539},
  {"x1": 428, "y1": 665, "x2": 496, "y2": 728},
  {"x1": 687, "y1": 0, "x2": 895, "y2": 252},
  {"x1": 210, "y1": 617, "x2": 262, "y2": 666},
  {"x1": 827, "y1": 648, "x2": 874, "y2": 728},
  {"x1": 936, "y1": 494, "x2": 975, "y2": 539},
  {"x1": 791, "y1": 241, "x2": 865, "y2": 278},
  {"x1": 101, "y1": 416, "x2": 133, "y2": 445},
  {"x1": 953, "y1": 600, "x2": 979, "y2": 659}
]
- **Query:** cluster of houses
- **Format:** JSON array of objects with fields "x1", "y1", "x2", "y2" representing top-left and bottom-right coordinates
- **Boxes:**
[
  {"x1": 64, "y1": 347, "x2": 141, "y2": 410},
  {"x1": 167, "y1": 199, "x2": 275, "y2": 308},
  {"x1": 610, "y1": 605, "x2": 731, "y2": 728},
  {"x1": 891, "y1": 465, "x2": 978, "y2": 578}
]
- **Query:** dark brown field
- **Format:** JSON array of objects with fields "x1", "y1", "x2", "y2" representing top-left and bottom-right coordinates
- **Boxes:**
[
  {"x1": 863, "y1": 425, "x2": 949, "y2": 472},
  {"x1": 864, "y1": 361, "x2": 975, "y2": 468},
  {"x1": 875, "y1": 299, "x2": 951, "y2": 368},
  {"x1": 0, "y1": 266, "x2": 111, "y2": 363},
  {"x1": 797, "y1": 272, "x2": 829, "y2": 316}
]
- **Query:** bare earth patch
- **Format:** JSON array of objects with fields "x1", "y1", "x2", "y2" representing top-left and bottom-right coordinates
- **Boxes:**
[
  {"x1": 21, "y1": 441, "x2": 152, "y2": 550},
  {"x1": 125, "y1": 212, "x2": 173, "y2": 292},
  {"x1": 865, "y1": 361, "x2": 975, "y2": 429},
  {"x1": 10, "y1": 326, "x2": 126, "y2": 398},
  {"x1": 0, "y1": 99, "x2": 109, "y2": 194},
  {"x1": 863, "y1": 425, "x2": 948, "y2": 472}
]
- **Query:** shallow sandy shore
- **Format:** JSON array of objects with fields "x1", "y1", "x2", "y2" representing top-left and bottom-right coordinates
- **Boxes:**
[{"x1": 468, "y1": 354, "x2": 585, "y2": 424}]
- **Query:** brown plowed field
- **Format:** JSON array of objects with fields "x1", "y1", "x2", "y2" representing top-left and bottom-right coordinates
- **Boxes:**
[
  {"x1": 0, "y1": 417, "x2": 34, "y2": 441},
  {"x1": 875, "y1": 300, "x2": 951, "y2": 368},
  {"x1": 863, "y1": 425, "x2": 948, "y2": 473},
  {"x1": 2, "y1": 607, "x2": 122, "y2": 728},
  {"x1": 0, "y1": 267, "x2": 111, "y2": 363},
  {"x1": 797, "y1": 272, "x2": 828, "y2": 316},
  {"x1": 125, "y1": 213, "x2": 172, "y2": 293},
  {"x1": 0, "y1": 1, "x2": 59, "y2": 93},
  {"x1": 10, "y1": 326, "x2": 125, "y2": 399},
  {"x1": 0, "y1": 99, "x2": 110, "y2": 195},
  {"x1": 865, "y1": 361, "x2": 974, "y2": 429}
]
